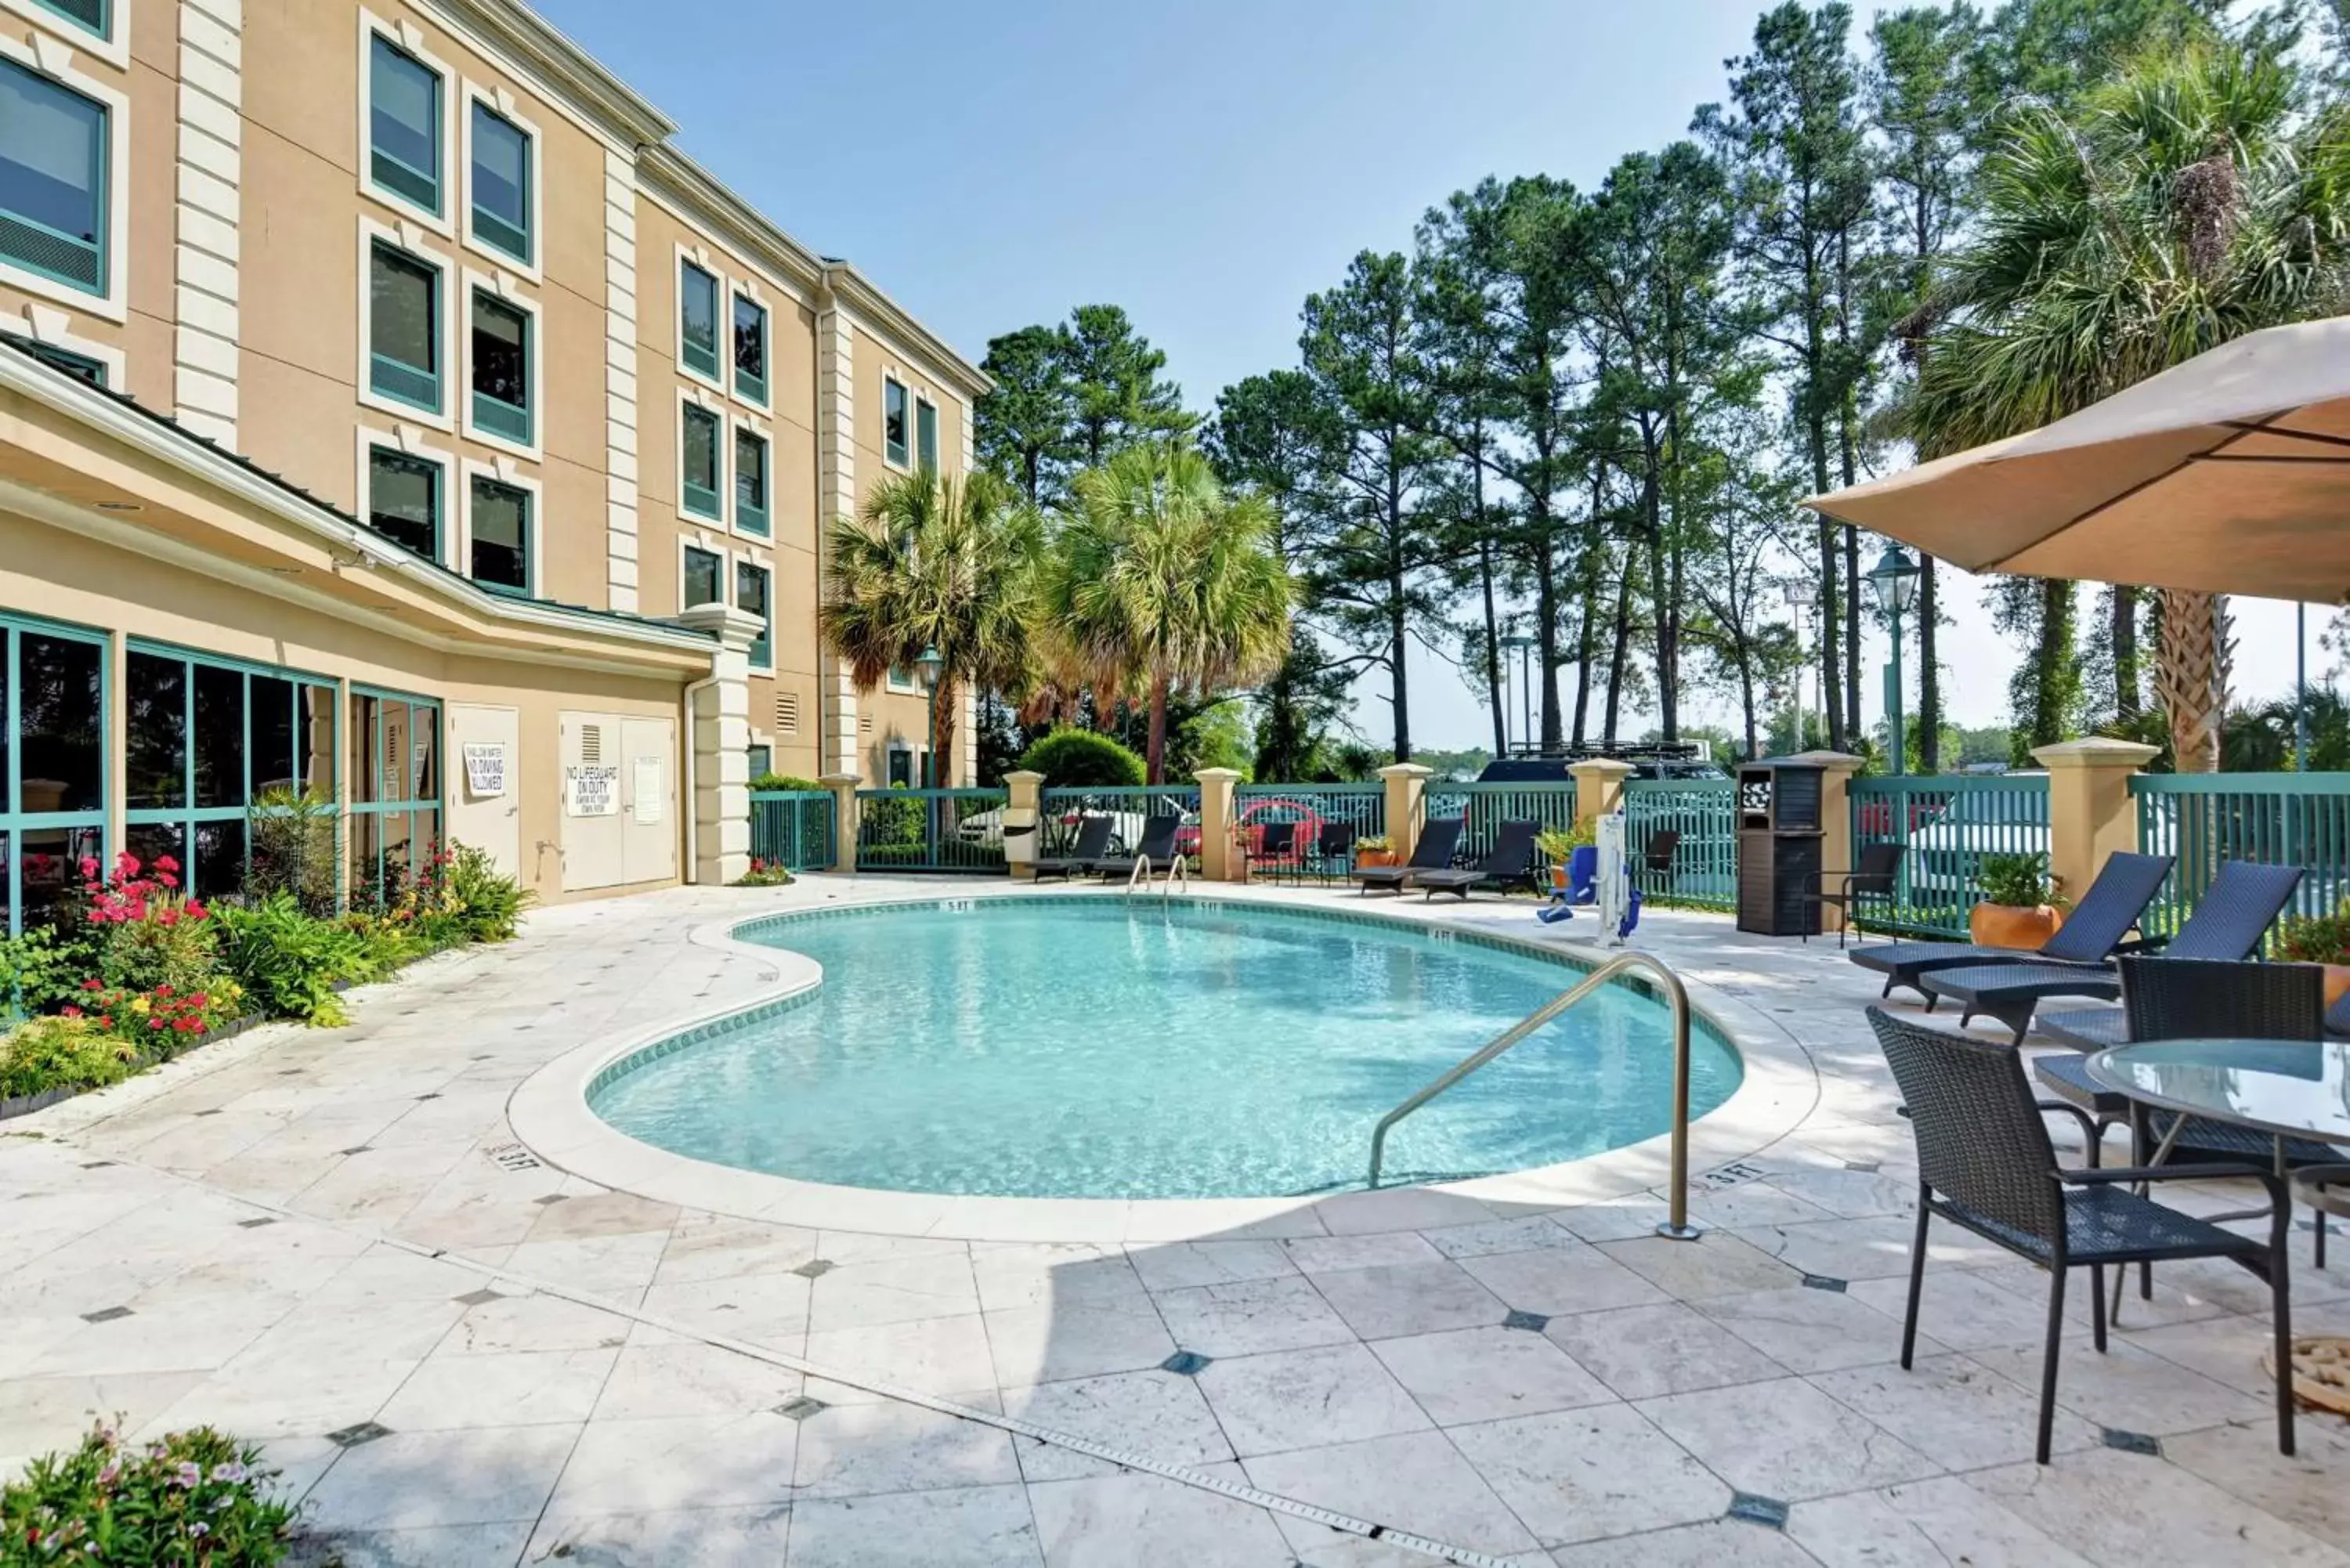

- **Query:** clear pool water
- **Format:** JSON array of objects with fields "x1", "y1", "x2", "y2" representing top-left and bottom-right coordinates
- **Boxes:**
[{"x1": 589, "y1": 899, "x2": 1741, "y2": 1200}]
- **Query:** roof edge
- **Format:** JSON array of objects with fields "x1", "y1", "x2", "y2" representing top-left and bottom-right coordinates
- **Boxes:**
[
  {"x1": 822, "y1": 264, "x2": 993, "y2": 398},
  {"x1": 422, "y1": 0, "x2": 676, "y2": 147}
]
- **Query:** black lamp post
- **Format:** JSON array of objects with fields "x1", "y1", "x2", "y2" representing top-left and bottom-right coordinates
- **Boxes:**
[
  {"x1": 915, "y1": 645, "x2": 945, "y2": 786},
  {"x1": 1867, "y1": 545, "x2": 1922, "y2": 775}
]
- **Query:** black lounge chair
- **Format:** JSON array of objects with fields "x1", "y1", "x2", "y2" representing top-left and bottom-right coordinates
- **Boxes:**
[
  {"x1": 1918, "y1": 861, "x2": 2305, "y2": 1044},
  {"x1": 1871, "y1": 1006, "x2": 2295, "y2": 1464},
  {"x1": 1415, "y1": 819, "x2": 1540, "y2": 902},
  {"x1": 1093, "y1": 814, "x2": 1184, "y2": 887},
  {"x1": 1032, "y1": 815, "x2": 1115, "y2": 883},
  {"x1": 1355, "y1": 817, "x2": 1464, "y2": 896},
  {"x1": 1642, "y1": 829, "x2": 1681, "y2": 887},
  {"x1": 1848, "y1": 850, "x2": 2175, "y2": 1002},
  {"x1": 1802, "y1": 841, "x2": 1904, "y2": 948},
  {"x1": 1310, "y1": 821, "x2": 1357, "y2": 883}
]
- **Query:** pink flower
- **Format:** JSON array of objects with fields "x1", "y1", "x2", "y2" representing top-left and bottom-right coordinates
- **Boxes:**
[
  {"x1": 81, "y1": 978, "x2": 102, "y2": 991},
  {"x1": 185, "y1": 901, "x2": 208, "y2": 920},
  {"x1": 61, "y1": 1006, "x2": 81, "y2": 1018},
  {"x1": 115, "y1": 852, "x2": 141, "y2": 878},
  {"x1": 155, "y1": 984, "x2": 173, "y2": 998},
  {"x1": 154, "y1": 854, "x2": 179, "y2": 873},
  {"x1": 77, "y1": 856, "x2": 99, "y2": 879}
]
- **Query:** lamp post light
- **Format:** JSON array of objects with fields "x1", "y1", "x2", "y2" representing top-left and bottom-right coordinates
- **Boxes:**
[
  {"x1": 1866, "y1": 545, "x2": 1922, "y2": 777},
  {"x1": 915, "y1": 644, "x2": 945, "y2": 786},
  {"x1": 1783, "y1": 581, "x2": 1817, "y2": 752},
  {"x1": 1501, "y1": 634, "x2": 1537, "y2": 756}
]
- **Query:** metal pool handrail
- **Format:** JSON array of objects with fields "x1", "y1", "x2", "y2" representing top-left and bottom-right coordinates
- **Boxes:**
[{"x1": 1364, "y1": 950, "x2": 1704, "y2": 1240}]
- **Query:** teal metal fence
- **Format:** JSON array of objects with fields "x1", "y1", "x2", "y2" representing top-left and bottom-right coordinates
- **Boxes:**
[
  {"x1": 2134, "y1": 773, "x2": 2350, "y2": 942},
  {"x1": 1039, "y1": 786, "x2": 1202, "y2": 869},
  {"x1": 1233, "y1": 782, "x2": 1386, "y2": 880},
  {"x1": 853, "y1": 787, "x2": 1009, "y2": 873},
  {"x1": 1624, "y1": 779, "x2": 1737, "y2": 909},
  {"x1": 748, "y1": 790, "x2": 834, "y2": 872},
  {"x1": 1423, "y1": 782, "x2": 1582, "y2": 875},
  {"x1": 1849, "y1": 774, "x2": 2052, "y2": 938}
]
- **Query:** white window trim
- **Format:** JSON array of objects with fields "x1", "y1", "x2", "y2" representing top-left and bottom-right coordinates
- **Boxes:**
[
  {"x1": 675, "y1": 383, "x2": 727, "y2": 526},
  {"x1": 457, "y1": 457, "x2": 541, "y2": 598},
  {"x1": 1, "y1": 303, "x2": 125, "y2": 386},
  {"x1": 729, "y1": 283, "x2": 771, "y2": 412},
  {"x1": 879, "y1": 372, "x2": 911, "y2": 472},
  {"x1": 677, "y1": 534, "x2": 726, "y2": 613},
  {"x1": 459, "y1": 266, "x2": 540, "y2": 462},
  {"x1": 672, "y1": 241, "x2": 727, "y2": 396},
  {"x1": 356, "y1": 215, "x2": 457, "y2": 431},
  {"x1": 0, "y1": 32, "x2": 129, "y2": 322},
  {"x1": 354, "y1": 422, "x2": 456, "y2": 571},
  {"x1": 728, "y1": 410, "x2": 772, "y2": 541},
  {"x1": 733, "y1": 555, "x2": 774, "y2": 672},
  {"x1": 884, "y1": 739, "x2": 918, "y2": 786},
  {"x1": 2, "y1": 0, "x2": 128, "y2": 71},
  {"x1": 457, "y1": 80, "x2": 542, "y2": 284},
  {"x1": 356, "y1": 8, "x2": 457, "y2": 237},
  {"x1": 885, "y1": 667, "x2": 920, "y2": 695}
]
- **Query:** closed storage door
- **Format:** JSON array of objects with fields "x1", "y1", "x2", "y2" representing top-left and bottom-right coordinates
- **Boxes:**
[
  {"x1": 559, "y1": 710, "x2": 626, "y2": 891},
  {"x1": 619, "y1": 717, "x2": 676, "y2": 885},
  {"x1": 446, "y1": 704, "x2": 521, "y2": 877}
]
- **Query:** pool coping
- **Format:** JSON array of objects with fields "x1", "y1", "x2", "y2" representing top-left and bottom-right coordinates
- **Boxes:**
[{"x1": 504, "y1": 883, "x2": 1822, "y2": 1243}]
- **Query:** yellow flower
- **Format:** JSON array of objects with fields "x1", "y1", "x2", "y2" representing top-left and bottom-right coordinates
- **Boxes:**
[{"x1": 129, "y1": 995, "x2": 150, "y2": 1016}]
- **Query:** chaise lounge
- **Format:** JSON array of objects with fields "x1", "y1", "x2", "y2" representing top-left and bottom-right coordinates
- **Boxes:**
[
  {"x1": 1355, "y1": 817, "x2": 1464, "y2": 896},
  {"x1": 1848, "y1": 850, "x2": 2175, "y2": 1002},
  {"x1": 1030, "y1": 815, "x2": 1115, "y2": 883},
  {"x1": 1093, "y1": 815, "x2": 1184, "y2": 888},
  {"x1": 1413, "y1": 819, "x2": 1540, "y2": 901}
]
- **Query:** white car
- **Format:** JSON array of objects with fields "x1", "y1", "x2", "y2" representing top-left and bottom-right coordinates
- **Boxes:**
[
  {"x1": 1893, "y1": 782, "x2": 2051, "y2": 898},
  {"x1": 957, "y1": 804, "x2": 1198, "y2": 859}
]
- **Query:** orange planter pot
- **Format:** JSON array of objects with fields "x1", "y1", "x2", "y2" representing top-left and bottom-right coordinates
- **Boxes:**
[
  {"x1": 2323, "y1": 966, "x2": 2350, "y2": 1011},
  {"x1": 1356, "y1": 849, "x2": 1398, "y2": 869},
  {"x1": 1549, "y1": 865, "x2": 1570, "y2": 892},
  {"x1": 1970, "y1": 901, "x2": 2063, "y2": 951}
]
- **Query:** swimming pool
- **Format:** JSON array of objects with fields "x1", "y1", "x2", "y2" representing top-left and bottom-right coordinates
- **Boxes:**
[{"x1": 587, "y1": 898, "x2": 1742, "y2": 1201}]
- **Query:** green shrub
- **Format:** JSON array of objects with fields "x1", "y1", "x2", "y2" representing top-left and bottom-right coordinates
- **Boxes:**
[
  {"x1": 751, "y1": 772, "x2": 824, "y2": 793},
  {"x1": 734, "y1": 859, "x2": 795, "y2": 887},
  {"x1": 1, "y1": 926, "x2": 78, "y2": 1016},
  {"x1": 0, "y1": 1422, "x2": 295, "y2": 1566},
  {"x1": 2276, "y1": 902, "x2": 2350, "y2": 966},
  {"x1": 1016, "y1": 728, "x2": 1145, "y2": 788},
  {"x1": 860, "y1": 788, "x2": 927, "y2": 849},
  {"x1": 213, "y1": 895, "x2": 369, "y2": 1027},
  {"x1": 1978, "y1": 852, "x2": 2056, "y2": 909},
  {"x1": 244, "y1": 786, "x2": 339, "y2": 917},
  {"x1": 0, "y1": 1017, "x2": 139, "y2": 1100},
  {"x1": 446, "y1": 844, "x2": 532, "y2": 943}
]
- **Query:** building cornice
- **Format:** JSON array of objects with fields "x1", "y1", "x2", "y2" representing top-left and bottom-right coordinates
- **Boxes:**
[
  {"x1": 420, "y1": 0, "x2": 674, "y2": 150},
  {"x1": 821, "y1": 265, "x2": 992, "y2": 399},
  {"x1": 638, "y1": 145, "x2": 829, "y2": 303}
]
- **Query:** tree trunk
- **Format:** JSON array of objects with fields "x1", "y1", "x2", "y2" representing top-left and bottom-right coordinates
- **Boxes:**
[
  {"x1": 2111, "y1": 585, "x2": 2142, "y2": 724},
  {"x1": 1603, "y1": 573, "x2": 1632, "y2": 746},
  {"x1": 1535, "y1": 532, "x2": 1560, "y2": 753},
  {"x1": 932, "y1": 681, "x2": 957, "y2": 786},
  {"x1": 1145, "y1": 670, "x2": 1170, "y2": 783},
  {"x1": 2155, "y1": 589, "x2": 2230, "y2": 773},
  {"x1": 1842, "y1": 524, "x2": 1862, "y2": 747},
  {"x1": 1477, "y1": 464, "x2": 1504, "y2": 756},
  {"x1": 1816, "y1": 517, "x2": 1844, "y2": 751},
  {"x1": 1918, "y1": 557, "x2": 1941, "y2": 773},
  {"x1": 1389, "y1": 570, "x2": 1412, "y2": 764}
]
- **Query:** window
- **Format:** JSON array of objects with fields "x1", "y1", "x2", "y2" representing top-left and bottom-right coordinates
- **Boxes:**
[
  {"x1": 680, "y1": 403, "x2": 721, "y2": 518},
  {"x1": 732, "y1": 293, "x2": 767, "y2": 403},
  {"x1": 747, "y1": 743, "x2": 772, "y2": 782},
  {"x1": 680, "y1": 542, "x2": 721, "y2": 609},
  {"x1": 369, "y1": 240, "x2": 441, "y2": 411},
  {"x1": 367, "y1": 33, "x2": 442, "y2": 215},
  {"x1": 887, "y1": 665, "x2": 916, "y2": 693},
  {"x1": 882, "y1": 376, "x2": 909, "y2": 467},
  {"x1": 31, "y1": 1, "x2": 109, "y2": 41},
  {"x1": 916, "y1": 397, "x2": 939, "y2": 473},
  {"x1": 1, "y1": 613, "x2": 106, "y2": 933},
  {"x1": 734, "y1": 426, "x2": 768, "y2": 537},
  {"x1": 736, "y1": 560, "x2": 772, "y2": 670},
  {"x1": 125, "y1": 646, "x2": 337, "y2": 905},
  {"x1": 468, "y1": 99, "x2": 530, "y2": 263},
  {"x1": 0, "y1": 57, "x2": 108, "y2": 296},
  {"x1": 886, "y1": 746, "x2": 913, "y2": 788},
  {"x1": 17, "y1": 338, "x2": 105, "y2": 386},
  {"x1": 367, "y1": 446, "x2": 441, "y2": 561},
  {"x1": 468, "y1": 475, "x2": 530, "y2": 594},
  {"x1": 348, "y1": 688, "x2": 440, "y2": 908},
  {"x1": 679, "y1": 260, "x2": 719, "y2": 379},
  {"x1": 469, "y1": 289, "x2": 530, "y2": 445}
]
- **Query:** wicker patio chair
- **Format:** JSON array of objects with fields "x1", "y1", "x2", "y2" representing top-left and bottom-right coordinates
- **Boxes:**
[{"x1": 1870, "y1": 1006, "x2": 2295, "y2": 1462}]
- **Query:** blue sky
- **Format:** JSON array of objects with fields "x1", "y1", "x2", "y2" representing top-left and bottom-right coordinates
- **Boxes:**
[{"x1": 546, "y1": 0, "x2": 2320, "y2": 750}]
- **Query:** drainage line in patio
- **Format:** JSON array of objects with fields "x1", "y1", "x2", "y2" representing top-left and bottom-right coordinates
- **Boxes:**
[{"x1": 148, "y1": 1170, "x2": 1519, "y2": 1568}]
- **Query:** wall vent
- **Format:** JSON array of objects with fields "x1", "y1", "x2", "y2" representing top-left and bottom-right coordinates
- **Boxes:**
[
  {"x1": 776, "y1": 692, "x2": 800, "y2": 735},
  {"x1": 580, "y1": 724, "x2": 605, "y2": 764},
  {"x1": 859, "y1": 711, "x2": 873, "y2": 736}
]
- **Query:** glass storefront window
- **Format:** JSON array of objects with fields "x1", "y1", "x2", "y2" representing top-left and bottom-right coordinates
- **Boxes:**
[
  {"x1": 2, "y1": 615, "x2": 107, "y2": 934},
  {"x1": 348, "y1": 687, "x2": 442, "y2": 908}
]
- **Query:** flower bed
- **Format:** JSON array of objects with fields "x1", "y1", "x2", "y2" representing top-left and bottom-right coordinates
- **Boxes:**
[{"x1": 2, "y1": 1422, "x2": 296, "y2": 1565}]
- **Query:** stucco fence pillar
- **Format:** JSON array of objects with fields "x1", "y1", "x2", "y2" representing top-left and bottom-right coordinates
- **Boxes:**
[
  {"x1": 1381, "y1": 762, "x2": 1432, "y2": 862},
  {"x1": 1567, "y1": 757, "x2": 1634, "y2": 828},
  {"x1": 1003, "y1": 769, "x2": 1044, "y2": 881},
  {"x1": 2032, "y1": 737, "x2": 2160, "y2": 909},
  {"x1": 674, "y1": 604, "x2": 761, "y2": 887},
  {"x1": 1785, "y1": 750, "x2": 1865, "y2": 934},
  {"x1": 819, "y1": 773, "x2": 860, "y2": 873},
  {"x1": 1192, "y1": 768, "x2": 1242, "y2": 882}
]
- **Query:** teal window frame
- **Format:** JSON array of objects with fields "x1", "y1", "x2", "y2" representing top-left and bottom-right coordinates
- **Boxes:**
[
  {"x1": 680, "y1": 403, "x2": 721, "y2": 519},
  {"x1": 347, "y1": 685, "x2": 442, "y2": 909},
  {"x1": 468, "y1": 287, "x2": 531, "y2": 446},
  {"x1": 123, "y1": 641, "x2": 338, "y2": 905},
  {"x1": 734, "y1": 425, "x2": 768, "y2": 537},
  {"x1": 0, "y1": 56, "x2": 109, "y2": 298},
  {"x1": 14, "y1": 338, "x2": 105, "y2": 387},
  {"x1": 368, "y1": 240, "x2": 442, "y2": 413},
  {"x1": 916, "y1": 396, "x2": 938, "y2": 473},
  {"x1": 679, "y1": 261, "x2": 719, "y2": 379},
  {"x1": 0, "y1": 610, "x2": 107, "y2": 935},
  {"x1": 367, "y1": 32, "x2": 442, "y2": 215},
  {"x1": 467, "y1": 475, "x2": 531, "y2": 596},
  {"x1": 732, "y1": 292, "x2": 767, "y2": 403},
  {"x1": 366, "y1": 445, "x2": 443, "y2": 562},
  {"x1": 680, "y1": 543, "x2": 722, "y2": 610},
  {"x1": 31, "y1": 0, "x2": 109, "y2": 42},
  {"x1": 882, "y1": 376, "x2": 909, "y2": 466},
  {"x1": 735, "y1": 559, "x2": 772, "y2": 671},
  {"x1": 747, "y1": 743, "x2": 772, "y2": 781},
  {"x1": 467, "y1": 99, "x2": 531, "y2": 264}
]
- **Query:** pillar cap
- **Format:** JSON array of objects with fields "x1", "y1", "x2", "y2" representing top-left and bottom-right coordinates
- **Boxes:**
[
  {"x1": 2030, "y1": 737, "x2": 2161, "y2": 771},
  {"x1": 1193, "y1": 767, "x2": 1242, "y2": 782},
  {"x1": 1783, "y1": 750, "x2": 1867, "y2": 774},
  {"x1": 673, "y1": 602, "x2": 765, "y2": 653},
  {"x1": 1378, "y1": 762, "x2": 1432, "y2": 779},
  {"x1": 1565, "y1": 757, "x2": 1636, "y2": 779},
  {"x1": 1003, "y1": 769, "x2": 1043, "y2": 782},
  {"x1": 819, "y1": 772, "x2": 860, "y2": 788}
]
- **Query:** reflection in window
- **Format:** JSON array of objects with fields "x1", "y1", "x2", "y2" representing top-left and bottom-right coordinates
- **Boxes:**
[
  {"x1": 469, "y1": 477, "x2": 530, "y2": 594},
  {"x1": 3, "y1": 619, "x2": 106, "y2": 933},
  {"x1": 368, "y1": 33, "x2": 441, "y2": 213},
  {"x1": 469, "y1": 100, "x2": 530, "y2": 262},
  {"x1": 368, "y1": 446, "x2": 441, "y2": 561}
]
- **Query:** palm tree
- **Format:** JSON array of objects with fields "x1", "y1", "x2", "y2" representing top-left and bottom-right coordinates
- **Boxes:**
[
  {"x1": 820, "y1": 468, "x2": 1041, "y2": 781},
  {"x1": 1045, "y1": 443, "x2": 1294, "y2": 782},
  {"x1": 1906, "y1": 41, "x2": 2350, "y2": 770}
]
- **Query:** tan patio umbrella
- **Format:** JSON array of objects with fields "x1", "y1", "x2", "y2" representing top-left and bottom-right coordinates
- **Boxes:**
[{"x1": 1802, "y1": 316, "x2": 2350, "y2": 605}]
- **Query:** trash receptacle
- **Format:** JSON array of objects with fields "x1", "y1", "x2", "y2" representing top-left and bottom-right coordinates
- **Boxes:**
[{"x1": 1736, "y1": 761, "x2": 1824, "y2": 936}]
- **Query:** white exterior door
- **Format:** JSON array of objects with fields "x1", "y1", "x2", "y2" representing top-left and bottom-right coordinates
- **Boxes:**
[
  {"x1": 559, "y1": 710, "x2": 627, "y2": 892},
  {"x1": 619, "y1": 717, "x2": 676, "y2": 885},
  {"x1": 445, "y1": 704, "x2": 521, "y2": 877}
]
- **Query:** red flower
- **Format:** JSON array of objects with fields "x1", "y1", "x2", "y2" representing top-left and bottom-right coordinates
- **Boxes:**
[
  {"x1": 115, "y1": 852, "x2": 141, "y2": 878},
  {"x1": 81, "y1": 978, "x2": 103, "y2": 991},
  {"x1": 156, "y1": 873, "x2": 179, "y2": 890},
  {"x1": 61, "y1": 1006, "x2": 81, "y2": 1018},
  {"x1": 185, "y1": 901, "x2": 208, "y2": 920},
  {"x1": 77, "y1": 856, "x2": 99, "y2": 879},
  {"x1": 155, "y1": 984, "x2": 173, "y2": 998},
  {"x1": 97, "y1": 1017, "x2": 111, "y2": 1028},
  {"x1": 149, "y1": 1019, "x2": 164, "y2": 1030},
  {"x1": 190, "y1": 994, "x2": 208, "y2": 1008},
  {"x1": 153, "y1": 854, "x2": 179, "y2": 873}
]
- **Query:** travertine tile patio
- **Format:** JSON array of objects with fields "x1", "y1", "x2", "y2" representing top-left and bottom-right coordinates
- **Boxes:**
[{"x1": 0, "y1": 874, "x2": 2345, "y2": 1566}]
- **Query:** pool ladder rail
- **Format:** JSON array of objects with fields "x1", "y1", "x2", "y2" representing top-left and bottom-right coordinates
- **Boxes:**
[
  {"x1": 1365, "y1": 949, "x2": 1705, "y2": 1241},
  {"x1": 1124, "y1": 850, "x2": 1188, "y2": 895}
]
